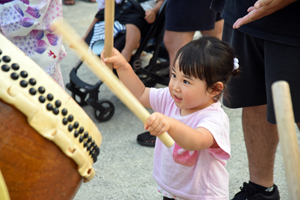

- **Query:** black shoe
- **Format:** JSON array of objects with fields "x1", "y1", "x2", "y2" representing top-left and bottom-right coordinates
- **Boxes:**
[
  {"x1": 136, "y1": 131, "x2": 156, "y2": 147},
  {"x1": 232, "y1": 182, "x2": 280, "y2": 200}
]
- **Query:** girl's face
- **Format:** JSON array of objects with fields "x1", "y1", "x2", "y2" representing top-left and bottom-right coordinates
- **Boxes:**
[{"x1": 169, "y1": 61, "x2": 215, "y2": 116}]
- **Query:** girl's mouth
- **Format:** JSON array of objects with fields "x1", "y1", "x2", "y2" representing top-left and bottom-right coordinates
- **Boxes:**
[{"x1": 174, "y1": 95, "x2": 182, "y2": 103}]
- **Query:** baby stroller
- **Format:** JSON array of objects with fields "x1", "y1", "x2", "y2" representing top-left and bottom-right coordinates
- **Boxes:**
[{"x1": 66, "y1": 0, "x2": 169, "y2": 122}]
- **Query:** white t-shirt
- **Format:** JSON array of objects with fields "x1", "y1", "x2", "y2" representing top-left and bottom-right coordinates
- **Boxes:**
[
  {"x1": 149, "y1": 87, "x2": 231, "y2": 200},
  {"x1": 140, "y1": 0, "x2": 155, "y2": 11}
]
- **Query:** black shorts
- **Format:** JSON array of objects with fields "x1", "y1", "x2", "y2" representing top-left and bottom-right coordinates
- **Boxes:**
[
  {"x1": 165, "y1": 0, "x2": 222, "y2": 32},
  {"x1": 222, "y1": 22, "x2": 300, "y2": 124},
  {"x1": 117, "y1": 5, "x2": 149, "y2": 37}
]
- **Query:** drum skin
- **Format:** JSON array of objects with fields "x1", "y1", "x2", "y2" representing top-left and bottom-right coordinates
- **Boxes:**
[{"x1": 0, "y1": 99, "x2": 83, "y2": 200}]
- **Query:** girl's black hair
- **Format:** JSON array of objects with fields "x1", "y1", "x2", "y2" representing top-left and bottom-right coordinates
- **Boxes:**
[{"x1": 174, "y1": 36, "x2": 240, "y2": 100}]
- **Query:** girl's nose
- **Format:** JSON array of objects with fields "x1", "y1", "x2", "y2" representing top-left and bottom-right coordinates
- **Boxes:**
[{"x1": 172, "y1": 81, "x2": 180, "y2": 92}]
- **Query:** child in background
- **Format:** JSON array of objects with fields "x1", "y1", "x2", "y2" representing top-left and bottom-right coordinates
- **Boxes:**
[
  {"x1": 84, "y1": 0, "x2": 164, "y2": 61},
  {"x1": 101, "y1": 36, "x2": 240, "y2": 199}
]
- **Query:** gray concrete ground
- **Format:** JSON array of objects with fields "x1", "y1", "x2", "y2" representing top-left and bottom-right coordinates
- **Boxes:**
[{"x1": 61, "y1": 2, "x2": 294, "y2": 199}]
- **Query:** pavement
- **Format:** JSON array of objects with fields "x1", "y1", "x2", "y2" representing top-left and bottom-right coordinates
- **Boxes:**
[{"x1": 60, "y1": 1, "x2": 293, "y2": 199}]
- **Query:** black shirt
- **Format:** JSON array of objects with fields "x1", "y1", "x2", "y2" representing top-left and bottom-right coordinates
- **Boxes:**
[{"x1": 211, "y1": 0, "x2": 300, "y2": 47}]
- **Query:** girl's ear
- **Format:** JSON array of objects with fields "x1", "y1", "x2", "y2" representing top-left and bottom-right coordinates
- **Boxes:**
[{"x1": 210, "y1": 82, "x2": 224, "y2": 96}]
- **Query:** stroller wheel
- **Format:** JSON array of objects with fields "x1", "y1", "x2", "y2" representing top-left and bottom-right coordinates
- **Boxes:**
[{"x1": 94, "y1": 100, "x2": 115, "y2": 122}]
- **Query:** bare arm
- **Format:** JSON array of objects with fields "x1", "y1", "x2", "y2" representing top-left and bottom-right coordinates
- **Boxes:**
[
  {"x1": 144, "y1": 0, "x2": 164, "y2": 24},
  {"x1": 101, "y1": 48, "x2": 152, "y2": 108},
  {"x1": 233, "y1": 0, "x2": 297, "y2": 29},
  {"x1": 145, "y1": 112, "x2": 218, "y2": 151}
]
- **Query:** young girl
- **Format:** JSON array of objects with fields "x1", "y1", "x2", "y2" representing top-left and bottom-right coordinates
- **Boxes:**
[{"x1": 102, "y1": 36, "x2": 240, "y2": 200}]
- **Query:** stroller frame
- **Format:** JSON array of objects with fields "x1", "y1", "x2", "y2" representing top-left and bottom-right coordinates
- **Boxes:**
[{"x1": 66, "y1": 0, "x2": 169, "y2": 122}]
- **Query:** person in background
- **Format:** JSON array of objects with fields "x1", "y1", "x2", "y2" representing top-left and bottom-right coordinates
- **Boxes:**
[
  {"x1": 0, "y1": 0, "x2": 66, "y2": 88},
  {"x1": 83, "y1": 0, "x2": 164, "y2": 62},
  {"x1": 210, "y1": 0, "x2": 300, "y2": 199}
]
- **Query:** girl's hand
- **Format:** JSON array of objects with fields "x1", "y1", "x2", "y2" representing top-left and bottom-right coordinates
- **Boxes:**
[
  {"x1": 144, "y1": 112, "x2": 171, "y2": 136},
  {"x1": 144, "y1": 9, "x2": 156, "y2": 24},
  {"x1": 101, "y1": 48, "x2": 128, "y2": 70}
]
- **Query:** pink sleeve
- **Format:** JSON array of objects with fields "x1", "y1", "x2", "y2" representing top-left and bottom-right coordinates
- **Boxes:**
[
  {"x1": 198, "y1": 113, "x2": 231, "y2": 160},
  {"x1": 149, "y1": 87, "x2": 170, "y2": 113}
]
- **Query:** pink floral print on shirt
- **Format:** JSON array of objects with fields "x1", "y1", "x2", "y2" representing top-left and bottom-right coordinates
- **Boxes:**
[{"x1": 173, "y1": 143, "x2": 198, "y2": 166}]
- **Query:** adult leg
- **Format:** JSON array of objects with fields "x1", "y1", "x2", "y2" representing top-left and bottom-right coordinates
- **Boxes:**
[
  {"x1": 201, "y1": 19, "x2": 224, "y2": 40},
  {"x1": 221, "y1": 25, "x2": 275, "y2": 187},
  {"x1": 163, "y1": 30, "x2": 195, "y2": 75},
  {"x1": 122, "y1": 24, "x2": 141, "y2": 62},
  {"x1": 165, "y1": 20, "x2": 224, "y2": 63},
  {"x1": 163, "y1": 19, "x2": 224, "y2": 75},
  {"x1": 242, "y1": 105, "x2": 279, "y2": 187}
]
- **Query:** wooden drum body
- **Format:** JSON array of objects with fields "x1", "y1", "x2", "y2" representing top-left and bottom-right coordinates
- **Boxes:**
[
  {"x1": 0, "y1": 34, "x2": 102, "y2": 200},
  {"x1": 0, "y1": 100, "x2": 83, "y2": 199}
]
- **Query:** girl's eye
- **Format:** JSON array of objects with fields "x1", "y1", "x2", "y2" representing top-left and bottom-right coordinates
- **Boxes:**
[
  {"x1": 183, "y1": 80, "x2": 190, "y2": 84},
  {"x1": 171, "y1": 73, "x2": 176, "y2": 78}
]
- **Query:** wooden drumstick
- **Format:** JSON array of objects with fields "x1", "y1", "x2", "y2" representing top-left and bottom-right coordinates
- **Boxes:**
[
  {"x1": 104, "y1": 0, "x2": 115, "y2": 69},
  {"x1": 272, "y1": 81, "x2": 300, "y2": 200},
  {"x1": 0, "y1": 170, "x2": 10, "y2": 200},
  {"x1": 53, "y1": 20, "x2": 174, "y2": 148}
]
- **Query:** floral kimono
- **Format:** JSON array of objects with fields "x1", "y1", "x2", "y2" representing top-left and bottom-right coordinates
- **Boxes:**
[{"x1": 0, "y1": 0, "x2": 66, "y2": 88}]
